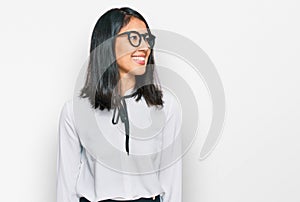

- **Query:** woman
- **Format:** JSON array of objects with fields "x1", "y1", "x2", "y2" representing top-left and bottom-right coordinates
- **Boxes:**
[{"x1": 57, "y1": 7, "x2": 182, "y2": 202}]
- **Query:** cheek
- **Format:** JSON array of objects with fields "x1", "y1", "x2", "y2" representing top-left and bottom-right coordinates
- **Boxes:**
[
  {"x1": 145, "y1": 50, "x2": 151, "y2": 62},
  {"x1": 117, "y1": 54, "x2": 131, "y2": 68},
  {"x1": 115, "y1": 41, "x2": 135, "y2": 60}
]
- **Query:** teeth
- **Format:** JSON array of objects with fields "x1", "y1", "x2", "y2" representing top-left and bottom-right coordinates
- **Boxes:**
[{"x1": 132, "y1": 56, "x2": 145, "y2": 61}]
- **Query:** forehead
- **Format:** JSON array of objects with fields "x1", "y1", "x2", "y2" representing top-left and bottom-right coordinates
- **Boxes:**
[{"x1": 118, "y1": 17, "x2": 148, "y2": 34}]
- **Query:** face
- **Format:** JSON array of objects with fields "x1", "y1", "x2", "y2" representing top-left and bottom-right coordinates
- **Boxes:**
[{"x1": 115, "y1": 17, "x2": 151, "y2": 78}]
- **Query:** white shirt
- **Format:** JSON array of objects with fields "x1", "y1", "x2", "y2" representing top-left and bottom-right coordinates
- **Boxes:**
[{"x1": 56, "y1": 88, "x2": 182, "y2": 202}]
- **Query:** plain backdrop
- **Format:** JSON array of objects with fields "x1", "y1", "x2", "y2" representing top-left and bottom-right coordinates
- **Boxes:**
[{"x1": 0, "y1": 0, "x2": 299, "y2": 202}]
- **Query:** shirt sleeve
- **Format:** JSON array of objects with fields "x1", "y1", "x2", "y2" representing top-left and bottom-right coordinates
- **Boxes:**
[
  {"x1": 56, "y1": 100, "x2": 82, "y2": 202},
  {"x1": 158, "y1": 95, "x2": 183, "y2": 202}
]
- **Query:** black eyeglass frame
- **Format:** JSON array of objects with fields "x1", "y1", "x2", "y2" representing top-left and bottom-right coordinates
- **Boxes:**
[{"x1": 116, "y1": 30, "x2": 156, "y2": 49}]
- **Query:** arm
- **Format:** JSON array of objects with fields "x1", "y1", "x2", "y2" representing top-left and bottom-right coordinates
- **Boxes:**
[
  {"x1": 56, "y1": 100, "x2": 82, "y2": 202},
  {"x1": 158, "y1": 96, "x2": 183, "y2": 202}
]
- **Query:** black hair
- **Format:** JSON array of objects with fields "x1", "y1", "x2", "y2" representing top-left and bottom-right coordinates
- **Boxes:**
[{"x1": 79, "y1": 7, "x2": 164, "y2": 111}]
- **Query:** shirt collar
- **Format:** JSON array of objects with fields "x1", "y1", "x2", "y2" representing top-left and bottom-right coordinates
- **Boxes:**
[{"x1": 123, "y1": 87, "x2": 137, "y2": 97}]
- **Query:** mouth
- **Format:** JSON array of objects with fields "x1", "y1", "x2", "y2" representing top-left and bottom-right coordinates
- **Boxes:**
[{"x1": 131, "y1": 55, "x2": 146, "y2": 65}]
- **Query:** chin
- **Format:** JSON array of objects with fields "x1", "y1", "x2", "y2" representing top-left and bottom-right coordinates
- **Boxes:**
[{"x1": 130, "y1": 66, "x2": 146, "y2": 76}]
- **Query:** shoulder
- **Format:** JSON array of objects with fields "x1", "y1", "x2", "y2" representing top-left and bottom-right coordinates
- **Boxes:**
[
  {"x1": 60, "y1": 99, "x2": 73, "y2": 115},
  {"x1": 161, "y1": 88, "x2": 181, "y2": 118},
  {"x1": 59, "y1": 97, "x2": 95, "y2": 130},
  {"x1": 59, "y1": 99, "x2": 75, "y2": 124}
]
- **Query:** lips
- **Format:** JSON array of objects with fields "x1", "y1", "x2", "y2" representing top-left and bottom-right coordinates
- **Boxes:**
[{"x1": 132, "y1": 55, "x2": 146, "y2": 65}]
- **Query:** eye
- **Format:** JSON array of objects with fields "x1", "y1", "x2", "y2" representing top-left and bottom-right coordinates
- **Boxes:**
[
  {"x1": 144, "y1": 35, "x2": 150, "y2": 42},
  {"x1": 129, "y1": 34, "x2": 139, "y2": 42}
]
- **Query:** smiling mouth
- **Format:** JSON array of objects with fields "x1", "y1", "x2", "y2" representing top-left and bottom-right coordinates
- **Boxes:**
[{"x1": 132, "y1": 55, "x2": 146, "y2": 65}]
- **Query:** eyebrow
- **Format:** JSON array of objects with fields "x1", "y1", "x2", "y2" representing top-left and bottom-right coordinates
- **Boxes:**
[
  {"x1": 118, "y1": 29, "x2": 150, "y2": 34},
  {"x1": 117, "y1": 31, "x2": 150, "y2": 37}
]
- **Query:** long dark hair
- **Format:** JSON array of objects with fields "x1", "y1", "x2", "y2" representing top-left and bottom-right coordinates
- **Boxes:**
[{"x1": 79, "y1": 7, "x2": 164, "y2": 111}]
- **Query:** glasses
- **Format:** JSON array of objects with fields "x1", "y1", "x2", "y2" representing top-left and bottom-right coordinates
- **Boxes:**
[{"x1": 116, "y1": 30, "x2": 156, "y2": 49}]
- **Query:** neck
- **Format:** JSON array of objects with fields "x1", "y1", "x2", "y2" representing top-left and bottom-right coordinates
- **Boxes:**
[{"x1": 119, "y1": 72, "x2": 135, "y2": 96}]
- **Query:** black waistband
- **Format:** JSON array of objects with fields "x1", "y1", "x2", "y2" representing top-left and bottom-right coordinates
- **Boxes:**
[{"x1": 79, "y1": 194, "x2": 160, "y2": 202}]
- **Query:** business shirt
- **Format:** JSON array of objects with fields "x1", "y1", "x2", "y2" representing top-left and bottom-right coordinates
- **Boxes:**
[{"x1": 56, "y1": 87, "x2": 182, "y2": 202}]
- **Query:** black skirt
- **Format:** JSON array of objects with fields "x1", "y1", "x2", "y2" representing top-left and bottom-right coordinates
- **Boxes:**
[{"x1": 79, "y1": 195, "x2": 160, "y2": 202}]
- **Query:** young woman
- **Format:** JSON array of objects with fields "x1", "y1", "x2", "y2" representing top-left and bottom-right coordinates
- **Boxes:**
[{"x1": 56, "y1": 7, "x2": 182, "y2": 202}]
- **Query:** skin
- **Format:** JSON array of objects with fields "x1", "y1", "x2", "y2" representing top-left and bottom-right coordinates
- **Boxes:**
[{"x1": 115, "y1": 17, "x2": 151, "y2": 96}]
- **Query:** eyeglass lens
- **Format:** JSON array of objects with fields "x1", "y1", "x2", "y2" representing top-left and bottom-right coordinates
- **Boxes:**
[{"x1": 128, "y1": 31, "x2": 155, "y2": 48}]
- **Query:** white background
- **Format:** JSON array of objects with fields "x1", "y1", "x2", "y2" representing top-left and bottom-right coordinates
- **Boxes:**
[{"x1": 0, "y1": 0, "x2": 299, "y2": 201}]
